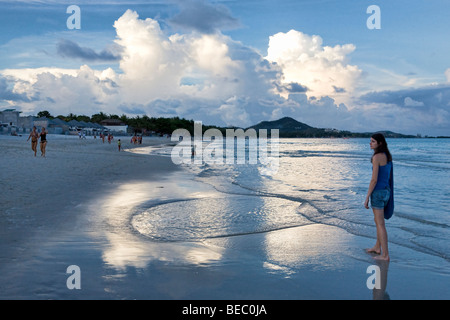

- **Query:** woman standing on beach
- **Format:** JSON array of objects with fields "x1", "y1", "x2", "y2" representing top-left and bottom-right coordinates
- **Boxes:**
[
  {"x1": 364, "y1": 133, "x2": 394, "y2": 261},
  {"x1": 39, "y1": 127, "x2": 48, "y2": 157},
  {"x1": 27, "y1": 126, "x2": 39, "y2": 157}
]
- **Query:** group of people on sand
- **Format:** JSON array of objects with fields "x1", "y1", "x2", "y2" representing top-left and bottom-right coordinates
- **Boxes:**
[
  {"x1": 99, "y1": 132, "x2": 114, "y2": 144},
  {"x1": 27, "y1": 126, "x2": 47, "y2": 157},
  {"x1": 130, "y1": 135, "x2": 142, "y2": 145},
  {"x1": 117, "y1": 135, "x2": 142, "y2": 152},
  {"x1": 26, "y1": 128, "x2": 145, "y2": 155}
]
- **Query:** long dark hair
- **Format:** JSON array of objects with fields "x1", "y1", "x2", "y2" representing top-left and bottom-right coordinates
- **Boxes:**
[{"x1": 371, "y1": 133, "x2": 392, "y2": 162}]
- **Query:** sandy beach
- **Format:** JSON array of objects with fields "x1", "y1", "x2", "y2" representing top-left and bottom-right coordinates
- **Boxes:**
[{"x1": 0, "y1": 134, "x2": 448, "y2": 301}]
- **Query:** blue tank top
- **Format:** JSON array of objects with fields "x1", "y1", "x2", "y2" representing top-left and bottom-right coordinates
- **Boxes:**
[{"x1": 374, "y1": 161, "x2": 392, "y2": 190}]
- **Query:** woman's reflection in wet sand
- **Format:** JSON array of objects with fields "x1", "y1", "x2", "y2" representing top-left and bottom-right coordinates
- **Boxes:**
[{"x1": 372, "y1": 260, "x2": 390, "y2": 300}]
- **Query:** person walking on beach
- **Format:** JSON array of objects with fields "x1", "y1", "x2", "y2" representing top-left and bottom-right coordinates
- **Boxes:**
[
  {"x1": 39, "y1": 127, "x2": 48, "y2": 157},
  {"x1": 364, "y1": 133, "x2": 394, "y2": 261},
  {"x1": 27, "y1": 126, "x2": 39, "y2": 157},
  {"x1": 118, "y1": 139, "x2": 121, "y2": 152}
]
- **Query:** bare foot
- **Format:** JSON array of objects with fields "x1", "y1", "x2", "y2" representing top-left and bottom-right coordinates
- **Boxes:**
[
  {"x1": 365, "y1": 248, "x2": 381, "y2": 255},
  {"x1": 373, "y1": 255, "x2": 390, "y2": 261}
]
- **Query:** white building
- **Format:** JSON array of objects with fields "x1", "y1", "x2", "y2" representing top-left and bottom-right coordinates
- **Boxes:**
[
  {"x1": 0, "y1": 109, "x2": 21, "y2": 126},
  {"x1": 100, "y1": 119, "x2": 128, "y2": 134}
]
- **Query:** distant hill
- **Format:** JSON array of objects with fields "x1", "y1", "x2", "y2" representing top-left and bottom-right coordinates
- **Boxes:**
[
  {"x1": 247, "y1": 117, "x2": 415, "y2": 138},
  {"x1": 358, "y1": 130, "x2": 416, "y2": 138},
  {"x1": 248, "y1": 117, "x2": 312, "y2": 132}
]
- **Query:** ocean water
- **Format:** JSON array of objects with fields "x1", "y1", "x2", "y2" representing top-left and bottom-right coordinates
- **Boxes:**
[{"x1": 129, "y1": 138, "x2": 450, "y2": 263}]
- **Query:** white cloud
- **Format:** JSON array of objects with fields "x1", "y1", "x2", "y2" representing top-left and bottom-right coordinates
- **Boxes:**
[
  {"x1": 265, "y1": 30, "x2": 362, "y2": 104},
  {"x1": 357, "y1": 84, "x2": 450, "y2": 135},
  {"x1": 1, "y1": 10, "x2": 277, "y2": 122},
  {"x1": 1, "y1": 9, "x2": 448, "y2": 136},
  {"x1": 445, "y1": 68, "x2": 450, "y2": 82},
  {"x1": 112, "y1": 10, "x2": 184, "y2": 103},
  {"x1": 189, "y1": 34, "x2": 239, "y2": 78},
  {"x1": 111, "y1": 9, "x2": 277, "y2": 120},
  {"x1": 404, "y1": 96, "x2": 424, "y2": 107},
  {"x1": 1, "y1": 65, "x2": 119, "y2": 115},
  {"x1": 215, "y1": 96, "x2": 251, "y2": 127},
  {"x1": 1, "y1": 67, "x2": 79, "y2": 83}
]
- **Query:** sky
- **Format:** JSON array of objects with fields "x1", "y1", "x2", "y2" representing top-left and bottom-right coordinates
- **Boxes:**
[{"x1": 1, "y1": 0, "x2": 450, "y2": 136}]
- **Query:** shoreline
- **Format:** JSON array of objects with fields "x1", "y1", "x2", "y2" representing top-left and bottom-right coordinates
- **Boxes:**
[
  {"x1": 0, "y1": 134, "x2": 179, "y2": 264},
  {"x1": 0, "y1": 134, "x2": 448, "y2": 300}
]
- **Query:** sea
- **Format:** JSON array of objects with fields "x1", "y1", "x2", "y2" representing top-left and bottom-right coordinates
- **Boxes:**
[{"x1": 129, "y1": 137, "x2": 450, "y2": 264}]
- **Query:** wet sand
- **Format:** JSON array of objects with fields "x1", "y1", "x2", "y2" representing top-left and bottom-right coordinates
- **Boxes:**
[{"x1": 0, "y1": 134, "x2": 448, "y2": 301}]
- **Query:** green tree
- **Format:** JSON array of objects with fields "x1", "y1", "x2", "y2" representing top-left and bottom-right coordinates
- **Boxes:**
[
  {"x1": 37, "y1": 110, "x2": 52, "y2": 118},
  {"x1": 91, "y1": 112, "x2": 108, "y2": 124},
  {"x1": 66, "y1": 113, "x2": 77, "y2": 121},
  {"x1": 120, "y1": 114, "x2": 129, "y2": 124},
  {"x1": 76, "y1": 115, "x2": 91, "y2": 123}
]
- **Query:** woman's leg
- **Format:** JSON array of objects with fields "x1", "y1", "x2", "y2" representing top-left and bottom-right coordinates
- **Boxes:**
[
  {"x1": 373, "y1": 208, "x2": 390, "y2": 261},
  {"x1": 32, "y1": 141, "x2": 37, "y2": 156}
]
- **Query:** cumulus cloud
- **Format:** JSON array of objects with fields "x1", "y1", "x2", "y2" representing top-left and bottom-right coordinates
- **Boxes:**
[
  {"x1": 357, "y1": 84, "x2": 450, "y2": 135},
  {"x1": 215, "y1": 96, "x2": 251, "y2": 127},
  {"x1": 2, "y1": 8, "x2": 449, "y2": 136},
  {"x1": 445, "y1": 68, "x2": 450, "y2": 82},
  {"x1": 112, "y1": 10, "x2": 247, "y2": 104},
  {"x1": 268, "y1": 88, "x2": 449, "y2": 136},
  {"x1": 360, "y1": 84, "x2": 450, "y2": 108},
  {"x1": 110, "y1": 9, "x2": 278, "y2": 127},
  {"x1": 265, "y1": 30, "x2": 362, "y2": 104},
  {"x1": 1, "y1": 65, "x2": 119, "y2": 115},
  {"x1": 0, "y1": 9, "x2": 277, "y2": 127},
  {"x1": 7, "y1": 9, "x2": 362, "y2": 129},
  {"x1": 0, "y1": 76, "x2": 36, "y2": 102}
]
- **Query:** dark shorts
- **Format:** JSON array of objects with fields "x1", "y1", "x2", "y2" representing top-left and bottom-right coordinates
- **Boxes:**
[{"x1": 370, "y1": 188, "x2": 390, "y2": 210}]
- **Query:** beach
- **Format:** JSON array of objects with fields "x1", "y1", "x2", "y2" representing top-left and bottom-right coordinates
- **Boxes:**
[{"x1": 0, "y1": 134, "x2": 448, "y2": 301}]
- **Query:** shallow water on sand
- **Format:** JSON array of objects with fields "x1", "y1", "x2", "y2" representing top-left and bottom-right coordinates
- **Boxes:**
[{"x1": 129, "y1": 138, "x2": 450, "y2": 266}]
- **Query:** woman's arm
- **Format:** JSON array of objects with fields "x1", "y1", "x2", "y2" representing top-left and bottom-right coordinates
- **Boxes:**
[{"x1": 364, "y1": 154, "x2": 381, "y2": 209}]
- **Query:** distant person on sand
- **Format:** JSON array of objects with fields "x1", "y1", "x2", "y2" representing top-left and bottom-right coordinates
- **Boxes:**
[
  {"x1": 364, "y1": 133, "x2": 394, "y2": 261},
  {"x1": 27, "y1": 126, "x2": 39, "y2": 157},
  {"x1": 118, "y1": 139, "x2": 121, "y2": 152},
  {"x1": 39, "y1": 127, "x2": 48, "y2": 157}
]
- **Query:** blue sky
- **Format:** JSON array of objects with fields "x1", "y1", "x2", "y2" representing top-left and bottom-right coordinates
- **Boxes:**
[{"x1": 1, "y1": 0, "x2": 450, "y2": 135}]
